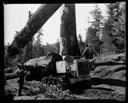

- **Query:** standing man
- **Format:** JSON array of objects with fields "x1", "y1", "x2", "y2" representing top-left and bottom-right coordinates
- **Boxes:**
[
  {"x1": 17, "y1": 63, "x2": 26, "y2": 96},
  {"x1": 82, "y1": 44, "x2": 97, "y2": 60}
]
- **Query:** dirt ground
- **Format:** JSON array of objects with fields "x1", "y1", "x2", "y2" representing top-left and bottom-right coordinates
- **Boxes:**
[{"x1": 5, "y1": 78, "x2": 125, "y2": 101}]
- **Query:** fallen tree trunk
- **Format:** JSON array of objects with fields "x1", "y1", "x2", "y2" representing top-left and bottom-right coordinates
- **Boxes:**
[
  {"x1": 8, "y1": 4, "x2": 62, "y2": 56},
  {"x1": 5, "y1": 72, "x2": 19, "y2": 80},
  {"x1": 94, "y1": 61, "x2": 126, "y2": 67}
]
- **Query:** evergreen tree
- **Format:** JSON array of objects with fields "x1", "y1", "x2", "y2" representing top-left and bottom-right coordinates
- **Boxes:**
[
  {"x1": 102, "y1": 2, "x2": 126, "y2": 53},
  {"x1": 86, "y1": 27, "x2": 101, "y2": 54},
  {"x1": 56, "y1": 39, "x2": 60, "y2": 54},
  {"x1": 32, "y1": 29, "x2": 44, "y2": 58},
  {"x1": 78, "y1": 34, "x2": 85, "y2": 54},
  {"x1": 101, "y1": 19, "x2": 116, "y2": 55},
  {"x1": 86, "y1": 4, "x2": 104, "y2": 54},
  {"x1": 90, "y1": 4, "x2": 104, "y2": 38}
]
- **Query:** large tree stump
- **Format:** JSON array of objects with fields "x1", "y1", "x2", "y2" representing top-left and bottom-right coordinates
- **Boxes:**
[{"x1": 60, "y1": 4, "x2": 81, "y2": 56}]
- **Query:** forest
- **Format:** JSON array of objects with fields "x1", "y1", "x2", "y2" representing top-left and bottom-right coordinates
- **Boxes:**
[
  {"x1": 4, "y1": 2, "x2": 126, "y2": 101},
  {"x1": 4, "y1": 2, "x2": 126, "y2": 67}
]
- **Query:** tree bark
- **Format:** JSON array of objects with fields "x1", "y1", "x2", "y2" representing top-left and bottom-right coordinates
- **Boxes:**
[
  {"x1": 8, "y1": 4, "x2": 62, "y2": 56},
  {"x1": 60, "y1": 4, "x2": 81, "y2": 56}
]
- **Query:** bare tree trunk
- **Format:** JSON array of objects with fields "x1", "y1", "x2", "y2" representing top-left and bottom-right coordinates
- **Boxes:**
[
  {"x1": 60, "y1": 4, "x2": 81, "y2": 56},
  {"x1": 8, "y1": 4, "x2": 62, "y2": 56}
]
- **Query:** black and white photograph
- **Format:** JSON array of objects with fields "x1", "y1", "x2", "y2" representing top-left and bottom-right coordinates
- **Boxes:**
[{"x1": 4, "y1": 3, "x2": 126, "y2": 101}]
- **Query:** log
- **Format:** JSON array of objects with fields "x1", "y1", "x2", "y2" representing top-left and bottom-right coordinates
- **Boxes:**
[
  {"x1": 24, "y1": 53, "x2": 63, "y2": 81},
  {"x1": 5, "y1": 72, "x2": 19, "y2": 80},
  {"x1": 5, "y1": 69, "x2": 25, "y2": 80},
  {"x1": 93, "y1": 53, "x2": 126, "y2": 66},
  {"x1": 94, "y1": 61, "x2": 126, "y2": 67},
  {"x1": 8, "y1": 4, "x2": 62, "y2": 56},
  {"x1": 60, "y1": 4, "x2": 81, "y2": 56}
]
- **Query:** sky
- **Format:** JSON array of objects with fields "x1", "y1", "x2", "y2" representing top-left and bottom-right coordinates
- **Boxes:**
[{"x1": 4, "y1": 4, "x2": 107, "y2": 46}]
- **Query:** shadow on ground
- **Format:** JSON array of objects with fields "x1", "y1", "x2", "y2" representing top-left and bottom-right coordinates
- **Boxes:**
[
  {"x1": 68, "y1": 77, "x2": 125, "y2": 95},
  {"x1": 91, "y1": 78, "x2": 125, "y2": 87},
  {"x1": 69, "y1": 80, "x2": 92, "y2": 94}
]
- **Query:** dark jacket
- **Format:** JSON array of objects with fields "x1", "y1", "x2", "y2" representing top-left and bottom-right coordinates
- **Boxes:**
[{"x1": 82, "y1": 47, "x2": 97, "y2": 59}]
